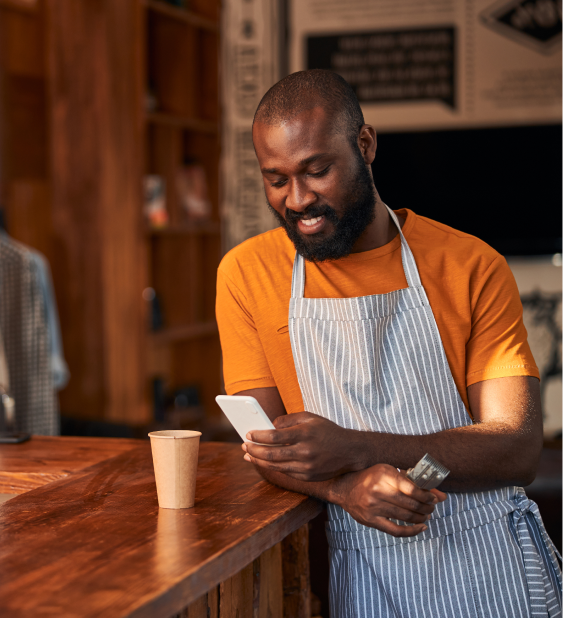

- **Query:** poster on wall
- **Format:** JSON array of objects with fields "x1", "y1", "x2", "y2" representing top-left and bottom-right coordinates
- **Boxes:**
[
  {"x1": 290, "y1": 0, "x2": 562, "y2": 132},
  {"x1": 507, "y1": 255, "x2": 562, "y2": 439},
  {"x1": 221, "y1": 0, "x2": 280, "y2": 252}
]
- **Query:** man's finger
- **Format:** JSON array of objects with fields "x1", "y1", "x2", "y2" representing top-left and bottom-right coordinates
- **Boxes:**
[
  {"x1": 392, "y1": 471, "x2": 439, "y2": 504},
  {"x1": 248, "y1": 426, "x2": 300, "y2": 444},
  {"x1": 244, "y1": 442, "x2": 296, "y2": 462},
  {"x1": 371, "y1": 517, "x2": 428, "y2": 538},
  {"x1": 385, "y1": 493, "x2": 437, "y2": 516},
  {"x1": 243, "y1": 453, "x2": 310, "y2": 479},
  {"x1": 272, "y1": 411, "x2": 316, "y2": 428},
  {"x1": 430, "y1": 488, "x2": 448, "y2": 502},
  {"x1": 375, "y1": 504, "x2": 429, "y2": 525}
]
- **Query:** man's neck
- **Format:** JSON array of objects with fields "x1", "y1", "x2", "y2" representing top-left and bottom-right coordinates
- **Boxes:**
[{"x1": 350, "y1": 197, "x2": 404, "y2": 254}]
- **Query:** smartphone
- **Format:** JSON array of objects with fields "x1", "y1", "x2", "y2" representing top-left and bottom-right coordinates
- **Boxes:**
[{"x1": 215, "y1": 395, "x2": 275, "y2": 444}]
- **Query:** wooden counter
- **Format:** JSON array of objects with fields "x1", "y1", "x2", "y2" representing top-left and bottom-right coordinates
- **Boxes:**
[{"x1": 0, "y1": 437, "x2": 322, "y2": 618}]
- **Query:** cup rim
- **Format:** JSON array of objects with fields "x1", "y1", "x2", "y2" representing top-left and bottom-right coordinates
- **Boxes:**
[{"x1": 148, "y1": 430, "x2": 202, "y2": 439}]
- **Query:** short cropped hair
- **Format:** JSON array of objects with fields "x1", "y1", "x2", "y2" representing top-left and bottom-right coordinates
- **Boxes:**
[{"x1": 253, "y1": 70, "x2": 365, "y2": 147}]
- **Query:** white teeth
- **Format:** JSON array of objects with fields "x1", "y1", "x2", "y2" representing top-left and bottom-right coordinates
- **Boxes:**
[{"x1": 301, "y1": 216, "x2": 323, "y2": 226}]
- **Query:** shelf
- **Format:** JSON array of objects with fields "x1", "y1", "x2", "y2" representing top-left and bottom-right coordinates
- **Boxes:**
[
  {"x1": 147, "y1": 112, "x2": 218, "y2": 134},
  {"x1": 149, "y1": 321, "x2": 218, "y2": 345},
  {"x1": 146, "y1": 221, "x2": 220, "y2": 236},
  {"x1": 145, "y1": 1, "x2": 219, "y2": 33},
  {"x1": 0, "y1": 0, "x2": 38, "y2": 12}
]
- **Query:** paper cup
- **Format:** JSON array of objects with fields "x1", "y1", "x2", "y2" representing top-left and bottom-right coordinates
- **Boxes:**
[{"x1": 148, "y1": 430, "x2": 202, "y2": 509}]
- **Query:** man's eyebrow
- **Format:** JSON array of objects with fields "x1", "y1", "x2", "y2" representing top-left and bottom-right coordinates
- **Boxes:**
[{"x1": 261, "y1": 153, "x2": 331, "y2": 175}]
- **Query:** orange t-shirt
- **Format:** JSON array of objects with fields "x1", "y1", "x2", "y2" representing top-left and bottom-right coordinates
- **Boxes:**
[{"x1": 216, "y1": 209, "x2": 538, "y2": 415}]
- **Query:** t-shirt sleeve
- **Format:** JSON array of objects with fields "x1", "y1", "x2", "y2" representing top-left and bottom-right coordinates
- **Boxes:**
[
  {"x1": 216, "y1": 267, "x2": 277, "y2": 394},
  {"x1": 465, "y1": 255, "x2": 539, "y2": 386}
]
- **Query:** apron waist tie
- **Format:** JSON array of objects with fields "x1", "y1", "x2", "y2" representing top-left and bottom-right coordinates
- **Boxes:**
[{"x1": 510, "y1": 493, "x2": 562, "y2": 618}]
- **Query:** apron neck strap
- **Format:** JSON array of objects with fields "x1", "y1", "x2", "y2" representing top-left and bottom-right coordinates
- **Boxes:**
[
  {"x1": 385, "y1": 205, "x2": 422, "y2": 288},
  {"x1": 291, "y1": 205, "x2": 422, "y2": 299},
  {"x1": 291, "y1": 250, "x2": 306, "y2": 299}
]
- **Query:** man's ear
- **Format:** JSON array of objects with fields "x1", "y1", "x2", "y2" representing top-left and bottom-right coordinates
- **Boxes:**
[{"x1": 358, "y1": 125, "x2": 377, "y2": 165}]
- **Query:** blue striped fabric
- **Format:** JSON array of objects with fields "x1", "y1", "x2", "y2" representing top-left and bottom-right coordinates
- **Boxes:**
[{"x1": 288, "y1": 206, "x2": 562, "y2": 617}]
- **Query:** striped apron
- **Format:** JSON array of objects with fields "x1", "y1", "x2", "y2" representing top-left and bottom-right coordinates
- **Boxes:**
[{"x1": 288, "y1": 206, "x2": 562, "y2": 618}]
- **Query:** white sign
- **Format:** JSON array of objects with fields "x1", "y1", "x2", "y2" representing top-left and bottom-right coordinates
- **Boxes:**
[
  {"x1": 290, "y1": 0, "x2": 562, "y2": 132},
  {"x1": 221, "y1": 0, "x2": 280, "y2": 252}
]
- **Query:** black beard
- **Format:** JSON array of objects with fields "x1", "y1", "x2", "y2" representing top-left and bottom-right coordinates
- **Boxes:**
[{"x1": 267, "y1": 153, "x2": 376, "y2": 262}]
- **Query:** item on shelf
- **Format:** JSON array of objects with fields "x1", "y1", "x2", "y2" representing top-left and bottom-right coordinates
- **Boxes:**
[
  {"x1": 152, "y1": 377, "x2": 167, "y2": 424},
  {"x1": 166, "y1": 385, "x2": 204, "y2": 429},
  {"x1": 176, "y1": 161, "x2": 211, "y2": 221},
  {"x1": 145, "y1": 85, "x2": 158, "y2": 113},
  {"x1": 143, "y1": 175, "x2": 168, "y2": 228},
  {"x1": 142, "y1": 287, "x2": 164, "y2": 331}
]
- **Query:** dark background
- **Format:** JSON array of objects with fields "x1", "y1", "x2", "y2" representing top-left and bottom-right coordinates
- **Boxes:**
[{"x1": 372, "y1": 124, "x2": 562, "y2": 256}]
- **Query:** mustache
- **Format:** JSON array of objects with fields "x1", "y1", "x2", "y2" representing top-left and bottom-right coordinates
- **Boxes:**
[{"x1": 284, "y1": 204, "x2": 339, "y2": 225}]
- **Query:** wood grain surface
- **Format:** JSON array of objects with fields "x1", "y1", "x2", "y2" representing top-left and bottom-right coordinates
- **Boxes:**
[
  {"x1": 0, "y1": 436, "x2": 139, "y2": 494},
  {"x1": 0, "y1": 439, "x2": 321, "y2": 618}
]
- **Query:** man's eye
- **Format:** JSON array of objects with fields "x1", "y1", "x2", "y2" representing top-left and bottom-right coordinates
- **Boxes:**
[
  {"x1": 270, "y1": 179, "x2": 287, "y2": 187},
  {"x1": 310, "y1": 166, "x2": 330, "y2": 178}
]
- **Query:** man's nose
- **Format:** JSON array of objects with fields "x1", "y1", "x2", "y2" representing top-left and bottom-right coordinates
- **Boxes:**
[{"x1": 285, "y1": 178, "x2": 317, "y2": 213}]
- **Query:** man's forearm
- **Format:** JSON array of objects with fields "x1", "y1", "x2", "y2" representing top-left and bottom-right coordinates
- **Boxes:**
[
  {"x1": 257, "y1": 465, "x2": 338, "y2": 502},
  {"x1": 347, "y1": 421, "x2": 541, "y2": 491}
]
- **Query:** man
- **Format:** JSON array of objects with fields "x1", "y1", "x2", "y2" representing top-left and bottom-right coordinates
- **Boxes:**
[{"x1": 216, "y1": 70, "x2": 561, "y2": 617}]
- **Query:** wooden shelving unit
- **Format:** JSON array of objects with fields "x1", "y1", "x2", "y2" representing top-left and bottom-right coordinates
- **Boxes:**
[
  {"x1": 143, "y1": 0, "x2": 223, "y2": 423},
  {"x1": 2, "y1": 0, "x2": 223, "y2": 426},
  {"x1": 145, "y1": 0, "x2": 219, "y2": 32},
  {"x1": 147, "y1": 112, "x2": 218, "y2": 134},
  {"x1": 145, "y1": 221, "x2": 221, "y2": 236}
]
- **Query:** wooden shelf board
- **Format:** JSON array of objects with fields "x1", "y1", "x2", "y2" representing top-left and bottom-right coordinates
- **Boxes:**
[
  {"x1": 147, "y1": 112, "x2": 218, "y2": 134},
  {"x1": 0, "y1": 0, "x2": 38, "y2": 12},
  {"x1": 149, "y1": 321, "x2": 218, "y2": 345},
  {"x1": 145, "y1": 0, "x2": 219, "y2": 33},
  {"x1": 146, "y1": 221, "x2": 221, "y2": 236}
]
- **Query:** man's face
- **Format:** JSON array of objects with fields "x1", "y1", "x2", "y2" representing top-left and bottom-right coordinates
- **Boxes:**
[{"x1": 253, "y1": 107, "x2": 376, "y2": 262}]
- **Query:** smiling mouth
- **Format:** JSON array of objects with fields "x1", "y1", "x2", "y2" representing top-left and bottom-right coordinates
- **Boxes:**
[
  {"x1": 296, "y1": 214, "x2": 327, "y2": 235},
  {"x1": 300, "y1": 215, "x2": 324, "y2": 227}
]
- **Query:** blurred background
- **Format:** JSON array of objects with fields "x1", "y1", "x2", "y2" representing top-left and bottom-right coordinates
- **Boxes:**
[
  {"x1": 0, "y1": 0, "x2": 559, "y2": 440},
  {"x1": 0, "y1": 0, "x2": 560, "y2": 614}
]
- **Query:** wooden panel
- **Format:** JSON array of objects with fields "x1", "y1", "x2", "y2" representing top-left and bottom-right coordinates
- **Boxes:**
[
  {"x1": 5, "y1": 180, "x2": 51, "y2": 256},
  {"x1": 208, "y1": 586, "x2": 219, "y2": 618},
  {"x1": 254, "y1": 543, "x2": 283, "y2": 618},
  {"x1": 146, "y1": 1, "x2": 218, "y2": 33},
  {"x1": 189, "y1": 0, "x2": 220, "y2": 22},
  {"x1": 0, "y1": 441, "x2": 322, "y2": 617},
  {"x1": 151, "y1": 236, "x2": 198, "y2": 326},
  {"x1": 47, "y1": 0, "x2": 149, "y2": 423},
  {"x1": 183, "y1": 131, "x2": 220, "y2": 219},
  {"x1": 198, "y1": 31, "x2": 219, "y2": 122},
  {"x1": 0, "y1": 4, "x2": 44, "y2": 76},
  {"x1": 172, "y1": 592, "x2": 207, "y2": 618},
  {"x1": 172, "y1": 337, "x2": 223, "y2": 422},
  {"x1": 2, "y1": 74, "x2": 47, "y2": 179},
  {"x1": 148, "y1": 13, "x2": 197, "y2": 117},
  {"x1": 147, "y1": 123, "x2": 182, "y2": 224},
  {"x1": 220, "y1": 563, "x2": 253, "y2": 618},
  {"x1": 282, "y1": 525, "x2": 311, "y2": 618},
  {"x1": 0, "y1": 1, "x2": 39, "y2": 13}
]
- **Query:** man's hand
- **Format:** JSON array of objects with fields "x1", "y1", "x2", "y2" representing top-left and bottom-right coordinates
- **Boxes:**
[
  {"x1": 329, "y1": 464, "x2": 447, "y2": 537},
  {"x1": 244, "y1": 412, "x2": 361, "y2": 481}
]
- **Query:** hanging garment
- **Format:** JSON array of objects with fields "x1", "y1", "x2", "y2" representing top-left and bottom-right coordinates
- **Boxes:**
[
  {"x1": 29, "y1": 252, "x2": 69, "y2": 390},
  {"x1": 288, "y1": 206, "x2": 562, "y2": 618},
  {"x1": 0, "y1": 234, "x2": 59, "y2": 435}
]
